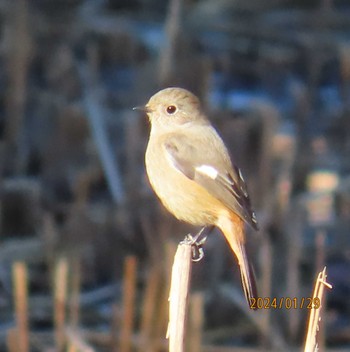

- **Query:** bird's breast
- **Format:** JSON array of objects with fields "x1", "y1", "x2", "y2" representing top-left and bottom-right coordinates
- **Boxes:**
[{"x1": 145, "y1": 139, "x2": 223, "y2": 225}]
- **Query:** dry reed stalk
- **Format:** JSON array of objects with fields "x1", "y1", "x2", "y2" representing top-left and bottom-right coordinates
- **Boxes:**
[
  {"x1": 286, "y1": 203, "x2": 304, "y2": 341},
  {"x1": 111, "y1": 304, "x2": 121, "y2": 352},
  {"x1": 69, "y1": 257, "x2": 81, "y2": 328},
  {"x1": 54, "y1": 257, "x2": 69, "y2": 351},
  {"x1": 315, "y1": 231, "x2": 326, "y2": 350},
  {"x1": 304, "y1": 267, "x2": 332, "y2": 352},
  {"x1": 138, "y1": 266, "x2": 161, "y2": 352},
  {"x1": 6, "y1": 328, "x2": 19, "y2": 352},
  {"x1": 79, "y1": 44, "x2": 125, "y2": 204},
  {"x1": 124, "y1": 109, "x2": 143, "y2": 204},
  {"x1": 149, "y1": 240, "x2": 177, "y2": 344},
  {"x1": 255, "y1": 104, "x2": 278, "y2": 204},
  {"x1": 42, "y1": 213, "x2": 59, "y2": 285},
  {"x1": 159, "y1": 0, "x2": 183, "y2": 86},
  {"x1": 65, "y1": 326, "x2": 95, "y2": 352},
  {"x1": 167, "y1": 238, "x2": 193, "y2": 352},
  {"x1": 4, "y1": 0, "x2": 31, "y2": 170},
  {"x1": 12, "y1": 261, "x2": 29, "y2": 352},
  {"x1": 67, "y1": 343, "x2": 77, "y2": 352},
  {"x1": 315, "y1": 231, "x2": 326, "y2": 275},
  {"x1": 339, "y1": 42, "x2": 350, "y2": 107},
  {"x1": 119, "y1": 256, "x2": 137, "y2": 352}
]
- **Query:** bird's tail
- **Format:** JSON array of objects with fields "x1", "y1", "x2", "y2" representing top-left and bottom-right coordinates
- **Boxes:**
[{"x1": 218, "y1": 213, "x2": 258, "y2": 308}]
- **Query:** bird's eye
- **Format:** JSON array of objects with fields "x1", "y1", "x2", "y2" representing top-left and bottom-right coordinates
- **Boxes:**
[{"x1": 166, "y1": 105, "x2": 177, "y2": 114}]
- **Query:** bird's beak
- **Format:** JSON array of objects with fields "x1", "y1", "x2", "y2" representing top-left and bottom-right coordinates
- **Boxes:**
[{"x1": 133, "y1": 105, "x2": 152, "y2": 113}]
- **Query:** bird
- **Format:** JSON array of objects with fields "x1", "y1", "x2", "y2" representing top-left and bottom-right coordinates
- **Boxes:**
[{"x1": 136, "y1": 87, "x2": 258, "y2": 307}]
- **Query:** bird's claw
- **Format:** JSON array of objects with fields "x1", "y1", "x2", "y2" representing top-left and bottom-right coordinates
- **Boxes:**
[{"x1": 181, "y1": 227, "x2": 207, "y2": 262}]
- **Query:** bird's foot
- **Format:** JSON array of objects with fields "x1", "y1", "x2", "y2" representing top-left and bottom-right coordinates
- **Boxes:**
[{"x1": 182, "y1": 227, "x2": 207, "y2": 262}]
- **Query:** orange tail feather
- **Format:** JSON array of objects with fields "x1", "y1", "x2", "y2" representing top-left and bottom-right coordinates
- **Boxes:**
[{"x1": 217, "y1": 212, "x2": 258, "y2": 308}]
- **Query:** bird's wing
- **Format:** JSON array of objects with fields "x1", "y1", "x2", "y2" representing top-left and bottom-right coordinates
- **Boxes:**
[{"x1": 163, "y1": 132, "x2": 258, "y2": 230}]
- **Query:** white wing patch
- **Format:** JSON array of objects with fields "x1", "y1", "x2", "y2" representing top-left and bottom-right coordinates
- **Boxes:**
[{"x1": 195, "y1": 165, "x2": 218, "y2": 180}]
